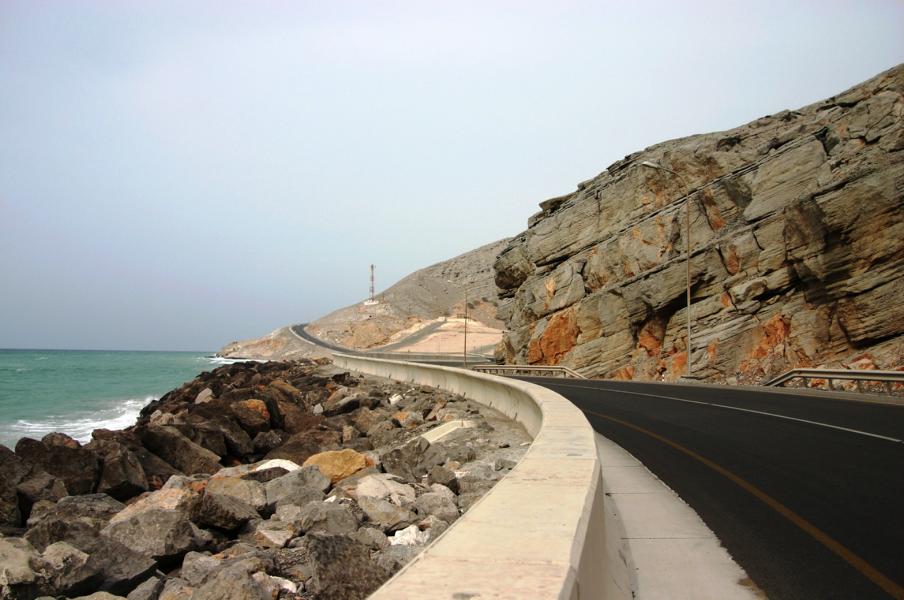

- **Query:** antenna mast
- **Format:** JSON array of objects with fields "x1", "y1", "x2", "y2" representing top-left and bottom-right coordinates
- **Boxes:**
[{"x1": 369, "y1": 264, "x2": 375, "y2": 303}]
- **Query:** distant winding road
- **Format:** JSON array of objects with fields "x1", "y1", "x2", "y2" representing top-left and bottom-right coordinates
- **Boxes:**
[
  {"x1": 525, "y1": 377, "x2": 904, "y2": 599},
  {"x1": 289, "y1": 323, "x2": 491, "y2": 365}
]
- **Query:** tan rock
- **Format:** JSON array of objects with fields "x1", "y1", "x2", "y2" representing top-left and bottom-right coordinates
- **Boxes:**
[{"x1": 303, "y1": 449, "x2": 368, "y2": 485}]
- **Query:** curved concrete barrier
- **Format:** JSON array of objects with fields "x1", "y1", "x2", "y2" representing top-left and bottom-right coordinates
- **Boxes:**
[{"x1": 333, "y1": 353, "x2": 630, "y2": 599}]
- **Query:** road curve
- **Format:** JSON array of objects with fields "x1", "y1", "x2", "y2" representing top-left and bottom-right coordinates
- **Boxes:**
[
  {"x1": 524, "y1": 377, "x2": 904, "y2": 600},
  {"x1": 289, "y1": 323, "x2": 492, "y2": 365}
]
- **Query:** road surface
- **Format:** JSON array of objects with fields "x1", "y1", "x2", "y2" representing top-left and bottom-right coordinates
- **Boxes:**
[{"x1": 524, "y1": 377, "x2": 904, "y2": 600}]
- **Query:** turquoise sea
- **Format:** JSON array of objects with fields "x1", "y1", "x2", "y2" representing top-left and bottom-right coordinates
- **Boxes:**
[{"x1": 0, "y1": 349, "x2": 231, "y2": 448}]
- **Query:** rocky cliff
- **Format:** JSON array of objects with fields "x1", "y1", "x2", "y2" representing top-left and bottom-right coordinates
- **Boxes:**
[{"x1": 494, "y1": 64, "x2": 904, "y2": 383}]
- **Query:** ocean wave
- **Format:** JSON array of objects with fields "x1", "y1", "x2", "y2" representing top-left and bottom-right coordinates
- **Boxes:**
[
  {"x1": 205, "y1": 356, "x2": 268, "y2": 365},
  {"x1": 6, "y1": 396, "x2": 155, "y2": 444}
]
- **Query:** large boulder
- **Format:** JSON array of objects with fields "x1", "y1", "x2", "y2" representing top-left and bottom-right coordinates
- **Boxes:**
[
  {"x1": 205, "y1": 476, "x2": 267, "y2": 513},
  {"x1": 281, "y1": 501, "x2": 359, "y2": 536},
  {"x1": 86, "y1": 439, "x2": 149, "y2": 501},
  {"x1": 185, "y1": 411, "x2": 254, "y2": 458},
  {"x1": 191, "y1": 492, "x2": 260, "y2": 531},
  {"x1": 353, "y1": 474, "x2": 416, "y2": 507},
  {"x1": 101, "y1": 509, "x2": 213, "y2": 562},
  {"x1": 107, "y1": 484, "x2": 201, "y2": 527},
  {"x1": 414, "y1": 492, "x2": 460, "y2": 524},
  {"x1": 273, "y1": 533, "x2": 391, "y2": 600},
  {"x1": 229, "y1": 399, "x2": 271, "y2": 436},
  {"x1": 191, "y1": 563, "x2": 272, "y2": 600},
  {"x1": 25, "y1": 494, "x2": 125, "y2": 552},
  {"x1": 39, "y1": 541, "x2": 103, "y2": 597},
  {"x1": 264, "y1": 428, "x2": 341, "y2": 465},
  {"x1": 16, "y1": 469, "x2": 68, "y2": 509},
  {"x1": 0, "y1": 444, "x2": 31, "y2": 526},
  {"x1": 303, "y1": 449, "x2": 368, "y2": 485},
  {"x1": 137, "y1": 426, "x2": 221, "y2": 475},
  {"x1": 15, "y1": 437, "x2": 101, "y2": 495},
  {"x1": 379, "y1": 437, "x2": 443, "y2": 482},
  {"x1": 0, "y1": 537, "x2": 42, "y2": 598},
  {"x1": 84, "y1": 540, "x2": 157, "y2": 596},
  {"x1": 357, "y1": 496, "x2": 416, "y2": 533},
  {"x1": 264, "y1": 465, "x2": 330, "y2": 510}
]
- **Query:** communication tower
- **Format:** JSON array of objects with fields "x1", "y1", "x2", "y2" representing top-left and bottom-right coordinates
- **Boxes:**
[{"x1": 364, "y1": 264, "x2": 378, "y2": 305}]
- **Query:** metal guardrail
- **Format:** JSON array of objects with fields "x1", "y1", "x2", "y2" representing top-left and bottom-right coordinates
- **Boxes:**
[
  {"x1": 471, "y1": 364, "x2": 587, "y2": 379},
  {"x1": 765, "y1": 368, "x2": 904, "y2": 393}
]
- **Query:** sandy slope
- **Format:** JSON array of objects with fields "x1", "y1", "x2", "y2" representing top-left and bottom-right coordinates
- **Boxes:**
[{"x1": 218, "y1": 239, "x2": 508, "y2": 359}]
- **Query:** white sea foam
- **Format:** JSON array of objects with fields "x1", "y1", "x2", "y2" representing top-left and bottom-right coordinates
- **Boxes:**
[
  {"x1": 205, "y1": 356, "x2": 268, "y2": 366},
  {"x1": 7, "y1": 396, "x2": 155, "y2": 444}
]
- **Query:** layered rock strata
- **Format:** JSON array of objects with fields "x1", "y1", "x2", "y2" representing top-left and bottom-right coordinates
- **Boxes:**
[
  {"x1": 0, "y1": 360, "x2": 528, "y2": 600},
  {"x1": 494, "y1": 64, "x2": 904, "y2": 383}
]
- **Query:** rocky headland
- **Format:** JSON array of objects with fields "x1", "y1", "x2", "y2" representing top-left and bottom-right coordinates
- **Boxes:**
[
  {"x1": 0, "y1": 360, "x2": 529, "y2": 600},
  {"x1": 494, "y1": 63, "x2": 904, "y2": 383}
]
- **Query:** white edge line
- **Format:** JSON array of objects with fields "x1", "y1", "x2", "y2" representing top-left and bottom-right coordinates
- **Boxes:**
[{"x1": 548, "y1": 382, "x2": 904, "y2": 444}]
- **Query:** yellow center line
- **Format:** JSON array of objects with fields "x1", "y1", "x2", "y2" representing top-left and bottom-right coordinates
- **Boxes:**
[{"x1": 585, "y1": 407, "x2": 904, "y2": 600}]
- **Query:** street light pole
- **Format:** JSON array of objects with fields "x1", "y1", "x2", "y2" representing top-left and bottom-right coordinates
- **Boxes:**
[
  {"x1": 463, "y1": 287, "x2": 468, "y2": 369},
  {"x1": 446, "y1": 279, "x2": 471, "y2": 369},
  {"x1": 640, "y1": 160, "x2": 693, "y2": 378}
]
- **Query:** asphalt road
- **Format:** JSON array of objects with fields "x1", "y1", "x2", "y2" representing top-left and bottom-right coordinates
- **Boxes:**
[
  {"x1": 289, "y1": 323, "x2": 491, "y2": 366},
  {"x1": 523, "y1": 377, "x2": 904, "y2": 600}
]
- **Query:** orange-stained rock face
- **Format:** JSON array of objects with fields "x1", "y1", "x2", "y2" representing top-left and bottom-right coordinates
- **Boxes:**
[
  {"x1": 235, "y1": 399, "x2": 270, "y2": 421},
  {"x1": 749, "y1": 314, "x2": 790, "y2": 360},
  {"x1": 637, "y1": 319, "x2": 666, "y2": 356},
  {"x1": 528, "y1": 309, "x2": 580, "y2": 365}
]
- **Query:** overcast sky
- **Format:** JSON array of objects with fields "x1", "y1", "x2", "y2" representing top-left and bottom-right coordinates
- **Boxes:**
[{"x1": 1, "y1": 1, "x2": 902, "y2": 351}]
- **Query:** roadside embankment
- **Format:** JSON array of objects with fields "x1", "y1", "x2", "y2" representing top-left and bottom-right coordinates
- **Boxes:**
[{"x1": 332, "y1": 353, "x2": 625, "y2": 599}]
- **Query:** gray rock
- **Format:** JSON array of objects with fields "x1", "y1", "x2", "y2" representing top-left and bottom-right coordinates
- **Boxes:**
[
  {"x1": 358, "y1": 496, "x2": 416, "y2": 533},
  {"x1": 375, "y1": 543, "x2": 420, "y2": 573},
  {"x1": 71, "y1": 593, "x2": 128, "y2": 600},
  {"x1": 100, "y1": 509, "x2": 213, "y2": 561},
  {"x1": 264, "y1": 465, "x2": 330, "y2": 509},
  {"x1": 293, "y1": 501, "x2": 358, "y2": 535},
  {"x1": 157, "y1": 578, "x2": 194, "y2": 600},
  {"x1": 25, "y1": 493, "x2": 125, "y2": 552},
  {"x1": 427, "y1": 465, "x2": 460, "y2": 494},
  {"x1": 191, "y1": 563, "x2": 269, "y2": 600},
  {"x1": 414, "y1": 492, "x2": 459, "y2": 524},
  {"x1": 138, "y1": 426, "x2": 222, "y2": 475},
  {"x1": 494, "y1": 457, "x2": 518, "y2": 471},
  {"x1": 191, "y1": 491, "x2": 260, "y2": 531},
  {"x1": 205, "y1": 476, "x2": 267, "y2": 512},
  {"x1": 83, "y1": 539, "x2": 157, "y2": 596},
  {"x1": 88, "y1": 440, "x2": 149, "y2": 501},
  {"x1": 379, "y1": 437, "x2": 440, "y2": 482},
  {"x1": 274, "y1": 533, "x2": 391, "y2": 600},
  {"x1": 350, "y1": 526, "x2": 390, "y2": 550},
  {"x1": 126, "y1": 575, "x2": 165, "y2": 600},
  {"x1": 251, "y1": 430, "x2": 283, "y2": 454},
  {"x1": 180, "y1": 551, "x2": 220, "y2": 587},
  {"x1": 418, "y1": 514, "x2": 450, "y2": 540},
  {"x1": 245, "y1": 518, "x2": 296, "y2": 549}
]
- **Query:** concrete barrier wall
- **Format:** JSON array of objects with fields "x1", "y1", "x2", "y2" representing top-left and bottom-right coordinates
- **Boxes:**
[{"x1": 333, "y1": 353, "x2": 627, "y2": 599}]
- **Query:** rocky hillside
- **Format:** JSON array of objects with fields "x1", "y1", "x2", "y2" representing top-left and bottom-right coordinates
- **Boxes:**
[
  {"x1": 308, "y1": 239, "x2": 508, "y2": 350},
  {"x1": 494, "y1": 64, "x2": 904, "y2": 383}
]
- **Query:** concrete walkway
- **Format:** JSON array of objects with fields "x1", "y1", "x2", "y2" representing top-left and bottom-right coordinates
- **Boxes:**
[{"x1": 597, "y1": 433, "x2": 765, "y2": 599}]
